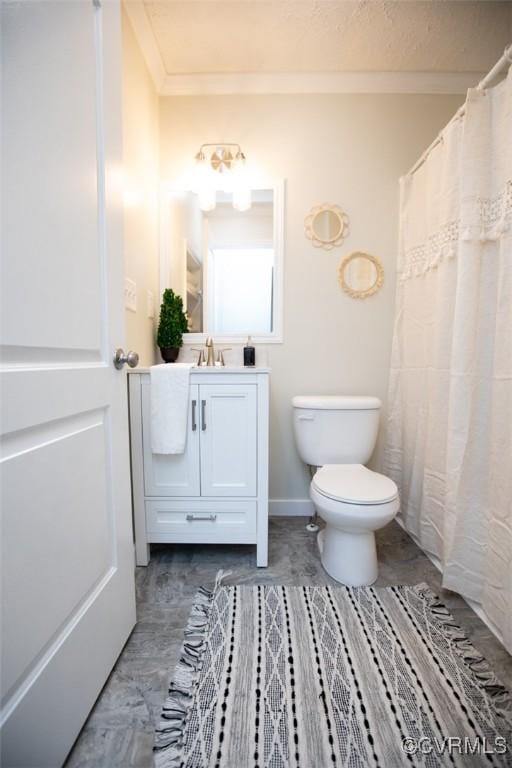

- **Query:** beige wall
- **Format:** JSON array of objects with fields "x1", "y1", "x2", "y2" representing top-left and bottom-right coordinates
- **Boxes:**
[
  {"x1": 122, "y1": 9, "x2": 160, "y2": 366},
  {"x1": 159, "y1": 93, "x2": 463, "y2": 506}
]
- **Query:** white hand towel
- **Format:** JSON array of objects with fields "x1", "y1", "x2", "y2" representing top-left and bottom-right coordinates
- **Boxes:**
[{"x1": 150, "y1": 363, "x2": 194, "y2": 454}]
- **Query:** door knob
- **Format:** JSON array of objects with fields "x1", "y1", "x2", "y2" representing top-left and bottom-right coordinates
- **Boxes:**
[{"x1": 113, "y1": 348, "x2": 139, "y2": 370}]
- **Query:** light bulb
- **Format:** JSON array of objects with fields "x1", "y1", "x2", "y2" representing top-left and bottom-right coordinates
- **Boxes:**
[
  {"x1": 198, "y1": 186, "x2": 216, "y2": 211},
  {"x1": 232, "y1": 187, "x2": 251, "y2": 212},
  {"x1": 192, "y1": 156, "x2": 210, "y2": 194}
]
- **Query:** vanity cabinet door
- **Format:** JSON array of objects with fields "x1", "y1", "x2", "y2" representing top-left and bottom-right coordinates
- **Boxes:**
[
  {"x1": 142, "y1": 379, "x2": 201, "y2": 496},
  {"x1": 199, "y1": 384, "x2": 257, "y2": 497}
]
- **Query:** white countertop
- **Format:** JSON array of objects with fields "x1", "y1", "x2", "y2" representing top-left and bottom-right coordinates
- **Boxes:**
[{"x1": 128, "y1": 366, "x2": 271, "y2": 374}]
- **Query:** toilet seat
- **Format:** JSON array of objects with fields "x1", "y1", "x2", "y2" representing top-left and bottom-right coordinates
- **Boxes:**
[{"x1": 312, "y1": 464, "x2": 398, "y2": 506}]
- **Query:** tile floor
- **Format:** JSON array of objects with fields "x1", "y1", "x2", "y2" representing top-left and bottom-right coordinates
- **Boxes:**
[{"x1": 65, "y1": 518, "x2": 512, "y2": 767}]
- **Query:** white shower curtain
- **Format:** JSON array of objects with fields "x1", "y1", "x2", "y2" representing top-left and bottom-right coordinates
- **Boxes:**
[{"x1": 384, "y1": 68, "x2": 512, "y2": 653}]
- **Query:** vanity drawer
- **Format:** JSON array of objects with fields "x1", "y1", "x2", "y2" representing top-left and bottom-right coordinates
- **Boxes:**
[{"x1": 145, "y1": 499, "x2": 257, "y2": 543}]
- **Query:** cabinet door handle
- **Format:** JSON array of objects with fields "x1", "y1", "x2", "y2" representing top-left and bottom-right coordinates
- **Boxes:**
[
  {"x1": 186, "y1": 514, "x2": 217, "y2": 522},
  {"x1": 201, "y1": 400, "x2": 206, "y2": 430},
  {"x1": 191, "y1": 399, "x2": 197, "y2": 431}
]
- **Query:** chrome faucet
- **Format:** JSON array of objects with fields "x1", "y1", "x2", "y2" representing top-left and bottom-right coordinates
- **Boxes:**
[{"x1": 205, "y1": 336, "x2": 215, "y2": 366}]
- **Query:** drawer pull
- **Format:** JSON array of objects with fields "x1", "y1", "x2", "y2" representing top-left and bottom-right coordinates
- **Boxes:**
[
  {"x1": 201, "y1": 400, "x2": 206, "y2": 430},
  {"x1": 191, "y1": 399, "x2": 197, "y2": 431},
  {"x1": 186, "y1": 513, "x2": 217, "y2": 522}
]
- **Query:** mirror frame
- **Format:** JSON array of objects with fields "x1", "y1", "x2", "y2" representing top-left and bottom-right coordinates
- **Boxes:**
[
  {"x1": 160, "y1": 180, "x2": 285, "y2": 344},
  {"x1": 304, "y1": 203, "x2": 349, "y2": 250},
  {"x1": 338, "y1": 251, "x2": 384, "y2": 299}
]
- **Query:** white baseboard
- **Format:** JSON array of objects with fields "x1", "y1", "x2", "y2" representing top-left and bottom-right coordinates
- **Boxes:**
[{"x1": 269, "y1": 498, "x2": 315, "y2": 517}]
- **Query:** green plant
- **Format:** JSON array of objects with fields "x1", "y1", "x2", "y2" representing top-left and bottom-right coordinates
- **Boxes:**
[{"x1": 157, "y1": 289, "x2": 189, "y2": 348}]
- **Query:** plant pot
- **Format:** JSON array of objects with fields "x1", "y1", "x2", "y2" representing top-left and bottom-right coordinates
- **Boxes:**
[{"x1": 159, "y1": 346, "x2": 180, "y2": 363}]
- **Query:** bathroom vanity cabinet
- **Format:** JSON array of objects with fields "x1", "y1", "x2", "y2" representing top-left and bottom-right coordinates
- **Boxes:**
[{"x1": 128, "y1": 368, "x2": 270, "y2": 567}]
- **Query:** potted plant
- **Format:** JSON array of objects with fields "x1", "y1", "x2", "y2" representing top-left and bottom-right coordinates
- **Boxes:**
[{"x1": 156, "y1": 288, "x2": 189, "y2": 363}]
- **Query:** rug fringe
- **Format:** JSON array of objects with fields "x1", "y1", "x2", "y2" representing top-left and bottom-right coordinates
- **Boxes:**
[
  {"x1": 153, "y1": 576, "x2": 228, "y2": 767},
  {"x1": 411, "y1": 583, "x2": 512, "y2": 728},
  {"x1": 215, "y1": 568, "x2": 232, "y2": 590}
]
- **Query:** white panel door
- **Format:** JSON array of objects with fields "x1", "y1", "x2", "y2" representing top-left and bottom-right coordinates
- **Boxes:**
[
  {"x1": 199, "y1": 384, "x2": 257, "y2": 496},
  {"x1": 0, "y1": 2, "x2": 136, "y2": 766},
  {"x1": 141, "y1": 378, "x2": 201, "y2": 496}
]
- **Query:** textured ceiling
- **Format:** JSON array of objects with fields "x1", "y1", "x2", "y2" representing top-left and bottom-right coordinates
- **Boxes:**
[{"x1": 143, "y1": 1, "x2": 512, "y2": 75}]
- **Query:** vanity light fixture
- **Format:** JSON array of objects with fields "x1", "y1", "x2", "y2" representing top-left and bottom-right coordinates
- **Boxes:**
[{"x1": 193, "y1": 143, "x2": 251, "y2": 213}]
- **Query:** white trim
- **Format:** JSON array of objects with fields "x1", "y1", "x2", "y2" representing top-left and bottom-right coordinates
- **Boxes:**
[
  {"x1": 160, "y1": 71, "x2": 482, "y2": 96},
  {"x1": 158, "y1": 183, "x2": 171, "y2": 300},
  {"x1": 271, "y1": 179, "x2": 285, "y2": 343},
  {"x1": 123, "y1": 0, "x2": 166, "y2": 92},
  {"x1": 256, "y1": 373, "x2": 270, "y2": 566},
  {"x1": 93, "y1": 1, "x2": 109, "y2": 363},
  {"x1": 182, "y1": 333, "x2": 283, "y2": 345},
  {"x1": 269, "y1": 499, "x2": 315, "y2": 517}
]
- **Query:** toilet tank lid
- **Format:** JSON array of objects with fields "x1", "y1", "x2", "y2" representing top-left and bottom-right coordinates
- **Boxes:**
[{"x1": 292, "y1": 395, "x2": 381, "y2": 410}]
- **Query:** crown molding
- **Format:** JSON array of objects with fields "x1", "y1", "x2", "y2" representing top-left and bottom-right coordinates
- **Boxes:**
[
  {"x1": 123, "y1": 0, "x2": 166, "y2": 92},
  {"x1": 123, "y1": 1, "x2": 481, "y2": 97},
  {"x1": 160, "y1": 71, "x2": 482, "y2": 96}
]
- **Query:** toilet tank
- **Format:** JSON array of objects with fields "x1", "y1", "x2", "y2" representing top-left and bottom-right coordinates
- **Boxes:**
[{"x1": 292, "y1": 395, "x2": 381, "y2": 467}]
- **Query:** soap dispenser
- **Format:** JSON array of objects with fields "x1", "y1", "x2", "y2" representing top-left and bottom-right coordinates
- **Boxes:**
[{"x1": 244, "y1": 336, "x2": 255, "y2": 367}]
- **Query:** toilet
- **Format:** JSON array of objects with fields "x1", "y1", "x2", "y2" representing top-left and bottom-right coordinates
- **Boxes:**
[{"x1": 292, "y1": 395, "x2": 399, "y2": 586}]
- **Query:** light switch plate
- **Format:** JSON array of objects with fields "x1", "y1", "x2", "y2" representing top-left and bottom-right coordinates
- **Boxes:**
[
  {"x1": 124, "y1": 278, "x2": 137, "y2": 312},
  {"x1": 146, "y1": 289, "x2": 155, "y2": 319}
]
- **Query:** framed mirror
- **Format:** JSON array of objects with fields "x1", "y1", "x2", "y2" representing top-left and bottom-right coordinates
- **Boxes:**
[
  {"x1": 304, "y1": 203, "x2": 349, "y2": 250},
  {"x1": 160, "y1": 182, "x2": 284, "y2": 342},
  {"x1": 338, "y1": 251, "x2": 384, "y2": 299}
]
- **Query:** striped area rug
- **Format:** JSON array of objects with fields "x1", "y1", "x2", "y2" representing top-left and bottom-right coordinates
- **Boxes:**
[{"x1": 154, "y1": 581, "x2": 512, "y2": 767}]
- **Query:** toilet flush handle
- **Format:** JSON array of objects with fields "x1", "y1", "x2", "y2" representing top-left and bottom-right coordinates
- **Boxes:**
[{"x1": 297, "y1": 414, "x2": 315, "y2": 421}]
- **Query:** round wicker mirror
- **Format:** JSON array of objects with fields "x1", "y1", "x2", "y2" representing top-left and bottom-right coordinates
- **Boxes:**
[
  {"x1": 305, "y1": 203, "x2": 349, "y2": 250},
  {"x1": 338, "y1": 251, "x2": 384, "y2": 298}
]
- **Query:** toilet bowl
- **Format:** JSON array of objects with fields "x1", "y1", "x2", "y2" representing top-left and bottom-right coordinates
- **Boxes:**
[
  {"x1": 292, "y1": 395, "x2": 400, "y2": 586},
  {"x1": 311, "y1": 464, "x2": 399, "y2": 585}
]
